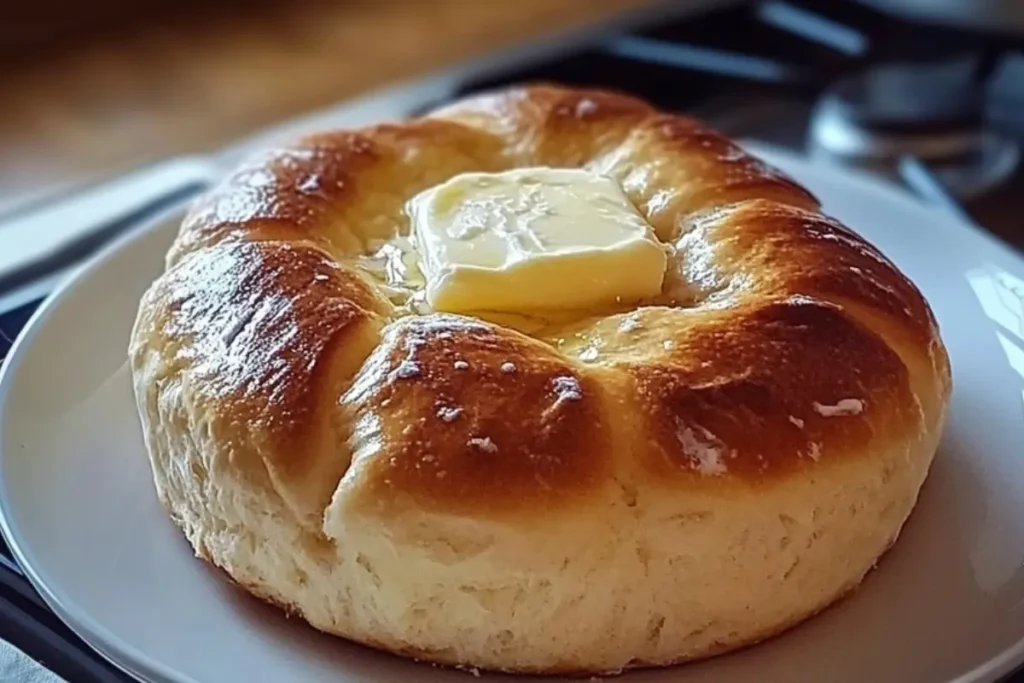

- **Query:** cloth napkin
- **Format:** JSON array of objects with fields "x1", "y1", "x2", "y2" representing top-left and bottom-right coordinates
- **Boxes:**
[{"x1": 0, "y1": 638, "x2": 65, "y2": 683}]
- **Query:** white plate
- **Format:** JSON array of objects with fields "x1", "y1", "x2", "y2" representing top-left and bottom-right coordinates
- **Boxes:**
[{"x1": 3, "y1": 146, "x2": 1024, "y2": 683}]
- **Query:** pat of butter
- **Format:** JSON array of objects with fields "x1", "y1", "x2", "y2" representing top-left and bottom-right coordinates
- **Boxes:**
[{"x1": 407, "y1": 167, "x2": 667, "y2": 314}]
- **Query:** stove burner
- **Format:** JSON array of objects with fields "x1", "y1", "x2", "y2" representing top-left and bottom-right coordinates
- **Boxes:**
[{"x1": 808, "y1": 61, "x2": 1019, "y2": 198}]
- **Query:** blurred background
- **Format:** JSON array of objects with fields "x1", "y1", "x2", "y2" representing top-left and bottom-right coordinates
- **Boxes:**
[{"x1": 0, "y1": 0, "x2": 653, "y2": 211}]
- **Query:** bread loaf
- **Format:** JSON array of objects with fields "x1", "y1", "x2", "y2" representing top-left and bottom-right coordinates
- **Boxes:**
[{"x1": 128, "y1": 84, "x2": 951, "y2": 674}]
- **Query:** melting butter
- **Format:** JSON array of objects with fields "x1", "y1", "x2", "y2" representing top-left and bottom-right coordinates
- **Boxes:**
[
  {"x1": 357, "y1": 236, "x2": 428, "y2": 313},
  {"x1": 407, "y1": 167, "x2": 668, "y2": 316}
]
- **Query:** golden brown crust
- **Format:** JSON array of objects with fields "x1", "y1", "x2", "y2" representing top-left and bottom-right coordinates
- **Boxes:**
[
  {"x1": 427, "y1": 84, "x2": 657, "y2": 165},
  {"x1": 628, "y1": 298, "x2": 917, "y2": 483},
  {"x1": 132, "y1": 239, "x2": 389, "y2": 523},
  {"x1": 336, "y1": 315, "x2": 614, "y2": 517},
  {"x1": 171, "y1": 118, "x2": 507, "y2": 265}
]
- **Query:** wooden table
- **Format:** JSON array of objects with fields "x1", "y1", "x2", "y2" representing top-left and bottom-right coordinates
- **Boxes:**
[{"x1": 0, "y1": 0, "x2": 652, "y2": 208}]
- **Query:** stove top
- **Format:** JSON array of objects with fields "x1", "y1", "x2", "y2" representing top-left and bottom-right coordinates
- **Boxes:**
[{"x1": 2, "y1": 1, "x2": 1024, "y2": 680}]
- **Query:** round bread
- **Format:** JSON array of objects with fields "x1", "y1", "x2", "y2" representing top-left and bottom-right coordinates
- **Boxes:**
[{"x1": 128, "y1": 84, "x2": 951, "y2": 675}]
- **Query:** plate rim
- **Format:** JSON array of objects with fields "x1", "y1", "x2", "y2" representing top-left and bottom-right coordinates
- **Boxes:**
[
  {"x1": 1, "y1": 146, "x2": 1023, "y2": 683},
  {"x1": 0, "y1": 199, "x2": 198, "y2": 683}
]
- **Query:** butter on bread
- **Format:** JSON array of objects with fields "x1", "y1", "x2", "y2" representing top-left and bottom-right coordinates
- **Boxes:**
[
  {"x1": 409, "y1": 167, "x2": 668, "y2": 315},
  {"x1": 128, "y1": 84, "x2": 951, "y2": 675}
]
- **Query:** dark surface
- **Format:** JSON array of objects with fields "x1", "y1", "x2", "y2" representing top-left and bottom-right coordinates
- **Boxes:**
[{"x1": 1, "y1": 0, "x2": 1024, "y2": 680}]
